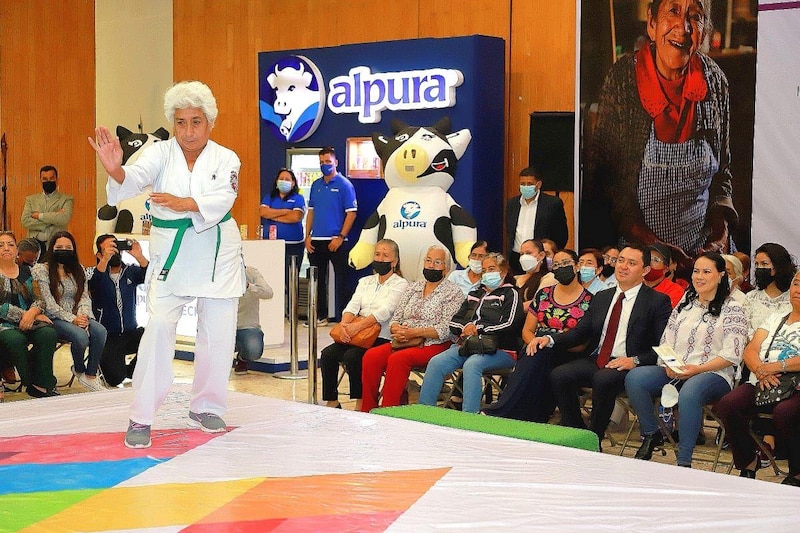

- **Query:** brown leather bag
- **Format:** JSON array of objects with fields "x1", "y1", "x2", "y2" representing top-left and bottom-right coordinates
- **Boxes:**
[{"x1": 330, "y1": 316, "x2": 381, "y2": 349}]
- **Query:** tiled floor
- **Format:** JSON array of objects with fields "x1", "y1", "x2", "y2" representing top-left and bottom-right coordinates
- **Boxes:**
[{"x1": 2, "y1": 320, "x2": 791, "y2": 485}]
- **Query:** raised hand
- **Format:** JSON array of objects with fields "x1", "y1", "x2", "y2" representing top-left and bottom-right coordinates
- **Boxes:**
[{"x1": 88, "y1": 126, "x2": 125, "y2": 183}]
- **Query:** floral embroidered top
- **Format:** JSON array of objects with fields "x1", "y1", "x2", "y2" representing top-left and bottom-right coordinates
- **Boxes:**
[
  {"x1": 529, "y1": 285, "x2": 592, "y2": 336},
  {"x1": 660, "y1": 296, "x2": 747, "y2": 388}
]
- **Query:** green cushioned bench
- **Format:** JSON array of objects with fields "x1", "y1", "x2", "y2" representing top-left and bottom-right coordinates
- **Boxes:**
[{"x1": 371, "y1": 404, "x2": 599, "y2": 452}]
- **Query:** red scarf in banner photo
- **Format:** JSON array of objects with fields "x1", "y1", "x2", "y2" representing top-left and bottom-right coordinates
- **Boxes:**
[{"x1": 635, "y1": 45, "x2": 707, "y2": 144}]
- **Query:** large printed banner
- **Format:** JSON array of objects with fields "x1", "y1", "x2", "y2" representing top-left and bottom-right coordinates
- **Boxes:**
[
  {"x1": 578, "y1": 0, "x2": 756, "y2": 266},
  {"x1": 751, "y1": 1, "x2": 800, "y2": 261}
]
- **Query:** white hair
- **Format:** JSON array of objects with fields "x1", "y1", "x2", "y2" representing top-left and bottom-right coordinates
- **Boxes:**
[
  {"x1": 164, "y1": 81, "x2": 218, "y2": 125},
  {"x1": 419, "y1": 244, "x2": 453, "y2": 274},
  {"x1": 722, "y1": 254, "x2": 743, "y2": 279}
]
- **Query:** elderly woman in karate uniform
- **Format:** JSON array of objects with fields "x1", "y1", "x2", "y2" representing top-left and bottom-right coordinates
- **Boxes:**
[{"x1": 90, "y1": 81, "x2": 246, "y2": 449}]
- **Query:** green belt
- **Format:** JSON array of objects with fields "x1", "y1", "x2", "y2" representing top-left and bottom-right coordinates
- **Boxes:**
[{"x1": 151, "y1": 211, "x2": 232, "y2": 282}]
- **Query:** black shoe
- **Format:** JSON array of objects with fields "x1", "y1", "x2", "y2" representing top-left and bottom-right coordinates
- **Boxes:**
[
  {"x1": 27, "y1": 386, "x2": 60, "y2": 398},
  {"x1": 781, "y1": 475, "x2": 800, "y2": 487},
  {"x1": 634, "y1": 432, "x2": 664, "y2": 460}
]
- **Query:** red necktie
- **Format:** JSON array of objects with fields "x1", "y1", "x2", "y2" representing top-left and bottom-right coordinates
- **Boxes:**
[{"x1": 596, "y1": 291, "x2": 625, "y2": 369}]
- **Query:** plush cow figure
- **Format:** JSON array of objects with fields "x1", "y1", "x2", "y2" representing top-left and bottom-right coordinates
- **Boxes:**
[
  {"x1": 348, "y1": 117, "x2": 476, "y2": 281},
  {"x1": 96, "y1": 126, "x2": 169, "y2": 234}
]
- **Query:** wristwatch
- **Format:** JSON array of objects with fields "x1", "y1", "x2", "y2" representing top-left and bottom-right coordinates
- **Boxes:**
[{"x1": 632, "y1": 356, "x2": 640, "y2": 366}]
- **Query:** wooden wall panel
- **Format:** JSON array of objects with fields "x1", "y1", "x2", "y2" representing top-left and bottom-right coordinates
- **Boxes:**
[
  {"x1": 173, "y1": 0, "x2": 576, "y2": 248},
  {"x1": 0, "y1": 1, "x2": 96, "y2": 259}
]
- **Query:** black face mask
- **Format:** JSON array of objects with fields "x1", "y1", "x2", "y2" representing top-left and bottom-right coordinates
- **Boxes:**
[
  {"x1": 52, "y1": 249, "x2": 77, "y2": 266},
  {"x1": 42, "y1": 181, "x2": 57, "y2": 194},
  {"x1": 754, "y1": 267, "x2": 774, "y2": 290},
  {"x1": 422, "y1": 268, "x2": 444, "y2": 283},
  {"x1": 553, "y1": 265, "x2": 577, "y2": 285},
  {"x1": 372, "y1": 260, "x2": 393, "y2": 276},
  {"x1": 601, "y1": 264, "x2": 615, "y2": 278},
  {"x1": 107, "y1": 253, "x2": 123, "y2": 268}
]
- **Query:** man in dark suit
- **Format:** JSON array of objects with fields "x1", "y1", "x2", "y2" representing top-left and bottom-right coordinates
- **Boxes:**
[
  {"x1": 529, "y1": 243, "x2": 672, "y2": 445},
  {"x1": 505, "y1": 166, "x2": 568, "y2": 274}
]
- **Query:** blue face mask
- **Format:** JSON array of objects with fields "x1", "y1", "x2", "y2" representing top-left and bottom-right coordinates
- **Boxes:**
[
  {"x1": 579, "y1": 266, "x2": 597, "y2": 283},
  {"x1": 520, "y1": 184, "x2": 537, "y2": 200},
  {"x1": 277, "y1": 180, "x2": 293, "y2": 194},
  {"x1": 320, "y1": 163, "x2": 335, "y2": 176},
  {"x1": 482, "y1": 271, "x2": 503, "y2": 290}
]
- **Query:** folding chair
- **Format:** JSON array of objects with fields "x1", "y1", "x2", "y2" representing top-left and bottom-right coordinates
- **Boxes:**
[
  {"x1": 442, "y1": 367, "x2": 511, "y2": 410},
  {"x1": 746, "y1": 412, "x2": 788, "y2": 476}
]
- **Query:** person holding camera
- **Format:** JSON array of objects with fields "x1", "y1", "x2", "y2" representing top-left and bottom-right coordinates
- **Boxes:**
[{"x1": 88, "y1": 234, "x2": 149, "y2": 387}]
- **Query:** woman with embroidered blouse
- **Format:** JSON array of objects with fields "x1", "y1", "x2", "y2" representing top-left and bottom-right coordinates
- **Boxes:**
[
  {"x1": 32, "y1": 231, "x2": 108, "y2": 392},
  {"x1": 0, "y1": 231, "x2": 59, "y2": 398},
  {"x1": 484, "y1": 249, "x2": 592, "y2": 422},
  {"x1": 625, "y1": 252, "x2": 747, "y2": 467},
  {"x1": 361, "y1": 245, "x2": 464, "y2": 412}
]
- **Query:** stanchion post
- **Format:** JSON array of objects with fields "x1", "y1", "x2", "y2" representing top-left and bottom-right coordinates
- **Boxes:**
[
  {"x1": 274, "y1": 255, "x2": 306, "y2": 380},
  {"x1": 307, "y1": 266, "x2": 318, "y2": 405}
]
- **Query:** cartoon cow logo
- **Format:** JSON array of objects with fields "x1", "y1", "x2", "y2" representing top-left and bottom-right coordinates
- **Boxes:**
[
  {"x1": 400, "y1": 201, "x2": 421, "y2": 220},
  {"x1": 260, "y1": 55, "x2": 325, "y2": 142}
]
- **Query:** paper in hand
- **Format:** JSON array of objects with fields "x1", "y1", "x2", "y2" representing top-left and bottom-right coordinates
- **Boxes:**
[{"x1": 654, "y1": 345, "x2": 686, "y2": 374}]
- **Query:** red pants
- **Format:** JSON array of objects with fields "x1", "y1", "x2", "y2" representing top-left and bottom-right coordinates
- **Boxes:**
[{"x1": 361, "y1": 341, "x2": 451, "y2": 412}]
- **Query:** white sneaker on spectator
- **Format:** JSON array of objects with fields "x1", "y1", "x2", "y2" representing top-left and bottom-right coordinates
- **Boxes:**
[{"x1": 78, "y1": 373, "x2": 106, "y2": 391}]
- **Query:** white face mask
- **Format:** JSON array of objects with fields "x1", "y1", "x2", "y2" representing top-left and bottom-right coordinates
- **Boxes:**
[
  {"x1": 519, "y1": 254, "x2": 539, "y2": 273},
  {"x1": 468, "y1": 259, "x2": 483, "y2": 274}
]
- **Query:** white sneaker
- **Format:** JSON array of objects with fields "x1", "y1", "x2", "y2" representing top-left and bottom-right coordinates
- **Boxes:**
[{"x1": 78, "y1": 373, "x2": 106, "y2": 391}]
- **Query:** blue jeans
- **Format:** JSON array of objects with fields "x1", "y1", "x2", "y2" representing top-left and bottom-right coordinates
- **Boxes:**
[
  {"x1": 625, "y1": 365, "x2": 731, "y2": 466},
  {"x1": 235, "y1": 328, "x2": 264, "y2": 362},
  {"x1": 419, "y1": 344, "x2": 516, "y2": 413},
  {"x1": 52, "y1": 318, "x2": 107, "y2": 376}
]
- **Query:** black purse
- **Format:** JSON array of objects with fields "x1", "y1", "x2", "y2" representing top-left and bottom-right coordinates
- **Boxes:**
[
  {"x1": 458, "y1": 334, "x2": 498, "y2": 357},
  {"x1": 754, "y1": 314, "x2": 799, "y2": 407}
]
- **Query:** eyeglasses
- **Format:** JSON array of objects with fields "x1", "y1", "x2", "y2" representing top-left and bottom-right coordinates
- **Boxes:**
[
  {"x1": 424, "y1": 258, "x2": 445, "y2": 267},
  {"x1": 651, "y1": 256, "x2": 665, "y2": 265},
  {"x1": 602, "y1": 255, "x2": 618, "y2": 264},
  {"x1": 552, "y1": 260, "x2": 575, "y2": 269}
]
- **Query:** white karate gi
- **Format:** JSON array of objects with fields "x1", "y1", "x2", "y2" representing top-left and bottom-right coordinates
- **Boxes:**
[{"x1": 107, "y1": 138, "x2": 246, "y2": 425}]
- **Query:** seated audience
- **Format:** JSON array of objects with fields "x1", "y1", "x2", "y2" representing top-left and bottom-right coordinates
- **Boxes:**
[
  {"x1": 514, "y1": 238, "x2": 548, "y2": 308},
  {"x1": 16, "y1": 238, "x2": 41, "y2": 268},
  {"x1": 529, "y1": 244, "x2": 672, "y2": 446},
  {"x1": 361, "y1": 245, "x2": 463, "y2": 412},
  {"x1": 320, "y1": 239, "x2": 408, "y2": 409},
  {"x1": 484, "y1": 249, "x2": 592, "y2": 421},
  {"x1": 537, "y1": 238, "x2": 560, "y2": 290},
  {"x1": 644, "y1": 243, "x2": 685, "y2": 308},
  {"x1": 723, "y1": 253, "x2": 746, "y2": 303},
  {"x1": 234, "y1": 265, "x2": 273, "y2": 374},
  {"x1": 626, "y1": 252, "x2": 746, "y2": 467},
  {"x1": 578, "y1": 248, "x2": 609, "y2": 295},
  {"x1": 89, "y1": 235, "x2": 148, "y2": 387},
  {"x1": 447, "y1": 240, "x2": 487, "y2": 296},
  {"x1": 0, "y1": 231, "x2": 59, "y2": 398},
  {"x1": 32, "y1": 230, "x2": 108, "y2": 391},
  {"x1": 734, "y1": 250, "x2": 754, "y2": 293},
  {"x1": 743, "y1": 243, "x2": 795, "y2": 339},
  {"x1": 715, "y1": 270, "x2": 800, "y2": 486},
  {"x1": 418, "y1": 252, "x2": 524, "y2": 413},
  {"x1": 599, "y1": 245, "x2": 619, "y2": 288}
]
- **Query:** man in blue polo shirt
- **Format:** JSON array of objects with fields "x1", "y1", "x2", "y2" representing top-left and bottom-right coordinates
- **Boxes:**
[{"x1": 304, "y1": 146, "x2": 357, "y2": 324}]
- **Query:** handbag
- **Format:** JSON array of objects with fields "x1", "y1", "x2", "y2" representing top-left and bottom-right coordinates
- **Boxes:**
[
  {"x1": 330, "y1": 316, "x2": 381, "y2": 349},
  {"x1": 753, "y1": 314, "x2": 799, "y2": 406},
  {"x1": 391, "y1": 337, "x2": 424, "y2": 350},
  {"x1": 458, "y1": 334, "x2": 498, "y2": 357}
]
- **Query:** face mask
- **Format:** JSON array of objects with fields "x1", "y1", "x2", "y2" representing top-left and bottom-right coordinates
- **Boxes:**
[
  {"x1": 754, "y1": 267, "x2": 774, "y2": 290},
  {"x1": 42, "y1": 181, "x2": 57, "y2": 194},
  {"x1": 482, "y1": 271, "x2": 503, "y2": 290},
  {"x1": 554, "y1": 265, "x2": 576, "y2": 285},
  {"x1": 107, "y1": 253, "x2": 122, "y2": 268},
  {"x1": 372, "y1": 260, "x2": 393, "y2": 276},
  {"x1": 601, "y1": 264, "x2": 615, "y2": 278},
  {"x1": 277, "y1": 180, "x2": 293, "y2": 194},
  {"x1": 52, "y1": 249, "x2": 77, "y2": 265},
  {"x1": 545, "y1": 256, "x2": 553, "y2": 270},
  {"x1": 320, "y1": 163, "x2": 335, "y2": 176},
  {"x1": 519, "y1": 184, "x2": 537, "y2": 200},
  {"x1": 422, "y1": 268, "x2": 444, "y2": 283},
  {"x1": 468, "y1": 259, "x2": 483, "y2": 274},
  {"x1": 644, "y1": 266, "x2": 665, "y2": 282},
  {"x1": 728, "y1": 276, "x2": 738, "y2": 287},
  {"x1": 519, "y1": 254, "x2": 539, "y2": 273},
  {"x1": 579, "y1": 266, "x2": 597, "y2": 283}
]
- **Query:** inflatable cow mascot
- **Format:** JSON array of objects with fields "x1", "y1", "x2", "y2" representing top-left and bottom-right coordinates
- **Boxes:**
[
  {"x1": 348, "y1": 117, "x2": 476, "y2": 282},
  {"x1": 96, "y1": 126, "x2": 169, "y2": 234}
]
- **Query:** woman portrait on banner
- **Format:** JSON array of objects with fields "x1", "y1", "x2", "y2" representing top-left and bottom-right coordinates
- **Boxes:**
[
  {"x1": 360, "y1": 244, "x2": 464, "y2": 412},
  {"x1": 320, "y1": 238, "x2": 408, "y2": 410},
  {"x1": 584, "y1": 0, "x2": 736, "y2": 270},
  {"x1": 716, "y1": 271, "x2": 800, "y2": 486},
  {"x1": 625, "y1": 252, "x2": 747, "y2": 468}
]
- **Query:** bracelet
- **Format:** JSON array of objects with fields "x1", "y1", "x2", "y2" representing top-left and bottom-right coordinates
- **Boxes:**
[{"x1": 781, "y1": 359, "x2": 787, "y2": 372}]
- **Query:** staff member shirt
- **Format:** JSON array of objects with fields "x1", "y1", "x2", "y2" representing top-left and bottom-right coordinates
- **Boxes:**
[
  {"x1": 261, "y1": 192, "x2": 306, "y2": 243},
  {"x1": 308, "y1": 173, "x2": 357, "y2": 240}
]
